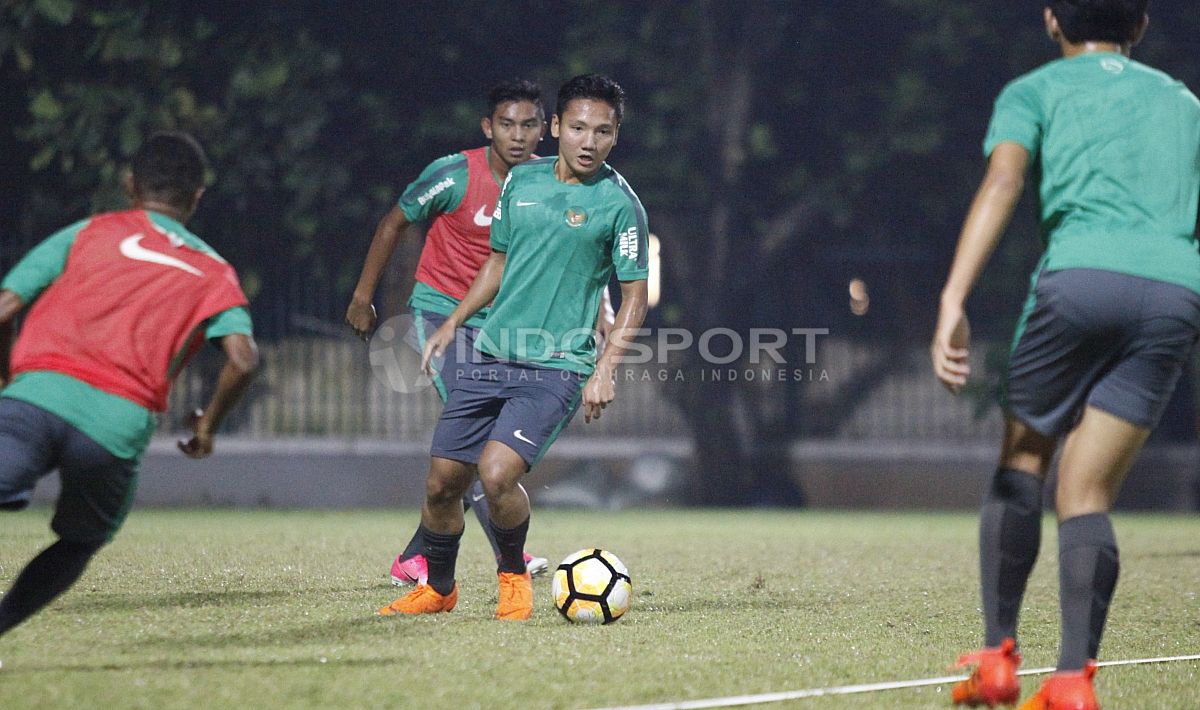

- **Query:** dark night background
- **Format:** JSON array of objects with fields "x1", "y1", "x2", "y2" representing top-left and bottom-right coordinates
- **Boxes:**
[{"x1": 3, "y1": 1, "x2": 1199, "y2": 503}]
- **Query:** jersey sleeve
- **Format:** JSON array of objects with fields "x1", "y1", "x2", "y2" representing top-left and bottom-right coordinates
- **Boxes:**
[
  {"x1": 397, "y1": 153, "x2": 469, "y2": 223},
  {"x1": 610, "y1": 188, "x2": 650, "y2": 281},
  {"x1": 204, "y1": 306, "x2": 254, "y2": 340},
  {"x1": 488, "y1": 170, "x2": 515, "y2": 254},
  {"x1": 983, "y1": 79, "x2": 1043, "y2": 158},
  {"x1": 1, "y1": 218, "x2": 89, "y2": 304}
]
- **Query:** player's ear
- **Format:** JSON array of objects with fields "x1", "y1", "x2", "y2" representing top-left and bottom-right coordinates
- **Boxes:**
[
  {"x1": 184, "y1": 187, "x2": 205, "y2": 219},
  {"x1": 550, "y1": 114, "x2": 561, "y2": 139},
  {"x1": 611, "y1": 123, "x2": 620, "y2": 147},
  {"x1": 1131, "y1": 13, "x2": 1149, "y2": 46},
  {"x1": 1043, "y1": 7, "x2": 1062, "y2": 43},
  {"x1": 481, "y1": 116, "x2": 494, "y2": 141}
]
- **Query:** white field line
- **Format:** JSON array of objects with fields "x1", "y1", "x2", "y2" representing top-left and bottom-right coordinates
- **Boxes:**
[{"x1": 590, "y1": 654, "x2": 1200, "y2": 710}]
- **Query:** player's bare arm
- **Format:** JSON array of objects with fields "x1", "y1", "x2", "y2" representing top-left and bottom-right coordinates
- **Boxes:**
[
  {"x1": 177, "y1": 333, "x2": 260, "y2": 459},
  {"x1": 346, "y1": 206, "x2": 410, "y2": 340},
  {"x1": 421, "y1": 250, "x2": 506, "y2": 374},
  {"x1": 932, "y1": 142, "x2": 1029, "y2": 394},
  {"x1": 0, "y1": 290, "x2": 24, "y2": 387},
  {"x1": 584, "y1": 279, "x2": 647, "y2": 423},
  {"x1": 594, "y1": 285, "x2": 616, "y2": 350}
]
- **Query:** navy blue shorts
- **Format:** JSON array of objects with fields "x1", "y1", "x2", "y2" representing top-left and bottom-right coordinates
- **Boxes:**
[
  {"x1": 430, "y1": 354, "x2": 585, "y2": 468},
  {"x1": 1004, "y1": 269, "x2": 1200, "y2": 437},
  {"x1": 0, "y1": 397, "x2": 139, "y2": 544},
  {"x1": 412, "y1": 309, "x2": 483, "y2": 402}
]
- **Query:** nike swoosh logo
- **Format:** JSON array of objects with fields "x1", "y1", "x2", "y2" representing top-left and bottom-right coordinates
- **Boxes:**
[
  {"x1": 513, "y1": 429, "x2": 537, "y2": 446},
  {"x1": 119, "y1": 234, "x2": 203, "y2": 276},
  {"x1": 471, "y1": 492, "x2": 486, "y2": 503},
  {"x1": 473, "y1": 205, "x2": 493, "y2": 226},
  {"x1": 515, "y1": 201, "x2": 539, "y2": 207}
]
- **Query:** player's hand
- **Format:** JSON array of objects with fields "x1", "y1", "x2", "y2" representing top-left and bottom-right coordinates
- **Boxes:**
[
  {"x1": 583, "y1": 366, "x2": 616, "y2": 423},
  {"x1": 345, "y1": 298, "x2": 377, "y2": 341},
  {"x1": 931, "y1": 303, "x2": 971, "y2": 395},
  {"x1": 177, "y1": 409, "x2": 215, "y2": 459},
  {"x1": 421, "y1": 322, "x2": 456, "y2": 375}
]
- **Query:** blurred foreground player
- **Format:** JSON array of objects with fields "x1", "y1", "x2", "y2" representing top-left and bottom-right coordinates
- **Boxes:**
[
  {"x1": 0, "y1": 131, "x2": 259, "y2": 640},
  {"x1": 345, "y1": 80, "x2": 554, "y2": 585},
  {"x1": 378, "y1": 74, "x2": 649, "y2": 620},
  {"x1": 932, "y1": 2, "x2": 1199, "y2": 708}
]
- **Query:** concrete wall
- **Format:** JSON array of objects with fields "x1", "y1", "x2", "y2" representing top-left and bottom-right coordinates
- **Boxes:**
[{"x1": 27, "y1": 438, "x2": 1200, "y2": 511}]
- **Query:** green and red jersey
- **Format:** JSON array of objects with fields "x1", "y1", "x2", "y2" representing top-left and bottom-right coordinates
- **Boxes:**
[
  {"x1": 2, "y1": 209, "x2": 252, "y2": 459},
  {"x1": 398, "y1": 147, "x2": 516, "y2": 327}
]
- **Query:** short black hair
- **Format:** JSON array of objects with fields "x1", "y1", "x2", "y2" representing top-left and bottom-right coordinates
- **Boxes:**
[
  {"x1": 555, "y1": 74, "x2": 625, "y2": 123},
  {"x1": 487, "y1": 79, "x2": 544, "y2": 119},
  {"x1": 1048, "y1": 0, "x2": 1149, "y2": 44},
  {"x1": 130, "y1": 131, "x2": 208, "y2": 209}
]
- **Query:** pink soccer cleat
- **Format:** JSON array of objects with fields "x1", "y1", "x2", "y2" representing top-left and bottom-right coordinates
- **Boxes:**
[{"x1": 390, "y1": 554, "x2": 428, "y2": 586}]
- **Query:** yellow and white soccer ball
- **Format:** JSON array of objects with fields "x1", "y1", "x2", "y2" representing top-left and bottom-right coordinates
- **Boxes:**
[{"x1": 551, "y1": 549, "x2": 632, "y2": 624}]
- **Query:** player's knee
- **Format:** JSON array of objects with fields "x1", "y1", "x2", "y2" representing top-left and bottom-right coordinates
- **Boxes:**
[
  {"x1": 425, "y1": 473, "x2": 469, "y2": 507},
  {"x1": 56, "y1": 536, "x2": 106, "y2": 556},
  {"x1": 476, "y1": 463, "x2": 520, "y2": 500},
  {"x1": 988, "y1": 467, "x2": 1043, "y2": 512}
]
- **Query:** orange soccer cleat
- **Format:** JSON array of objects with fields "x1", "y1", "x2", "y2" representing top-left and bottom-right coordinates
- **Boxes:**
[
  {"x1": 494, "y1": 571, "x2": 533, "y2": 621},
  {"x1": 377, "y1": 583, "x2": 458, "y2": 616},
  {"x1": 952, "y1": 637, "x2": 1022, "y2": 707},
  {"x1": 1017, "y1": 661, "x2": 1098, "y2": 710}
]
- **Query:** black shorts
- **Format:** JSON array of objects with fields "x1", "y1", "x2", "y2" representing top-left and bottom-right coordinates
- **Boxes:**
[
  {"x1": 1004, "y1": 268, "x2": 1200, "y2": 437},
  {"x1": 412, "y1": 308, "x2": 483, "y2": 402},
  {"x1": 0, "y1": 398, "x2": 138, "y2": 544},
  {"x1": 430, "y1": 354, "x2": 584, "y2": 468}
]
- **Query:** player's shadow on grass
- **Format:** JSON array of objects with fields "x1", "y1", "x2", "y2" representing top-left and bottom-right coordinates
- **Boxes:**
[
  {"x1": 55, "y1": 586, "x2": 382, "y2": 613},
  {"x1": 134, "y1": 615, "x2": 399, "y2": 650}
]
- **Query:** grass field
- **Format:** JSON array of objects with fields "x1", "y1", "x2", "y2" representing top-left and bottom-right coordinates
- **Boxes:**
[{"x1": 1, "y1": 508, "x2": 1198, "y2": 709}]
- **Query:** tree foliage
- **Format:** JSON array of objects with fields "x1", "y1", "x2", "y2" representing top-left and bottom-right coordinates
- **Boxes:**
[{"x1": 4, "y1": 0, "x2": 1199, "y2": 502}]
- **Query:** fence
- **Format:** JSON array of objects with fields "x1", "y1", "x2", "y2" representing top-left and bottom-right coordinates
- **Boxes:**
[{"x1": 164, "y1": 335, "x2": 1008, "y2": 444}]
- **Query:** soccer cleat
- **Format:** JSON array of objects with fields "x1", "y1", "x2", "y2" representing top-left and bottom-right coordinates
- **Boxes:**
[
  {"x1": 952, "y1": 637, "x2": 1022, "y2": 707},
  {"x1": 495, "y1": 571, "x2": 533, "y2": 621},
  {"x1": 390, "y1": 554, "x2": 428, "y2": 586},
  {"x1": 1017, "y1": 661, "x2": 1098, "y2": 710},
  {"x1": 525, "y1": 552, "x2": 549, "y2": 577},
  {"x1": 377, "y1": 583, "x2": 458, "y2": 616}
]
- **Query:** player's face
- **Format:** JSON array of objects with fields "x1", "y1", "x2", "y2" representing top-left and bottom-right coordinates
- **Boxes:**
[
  {"x1": 483, "y1": 100, "x2": 546, "y2": 168},
  {"x1": 551, "y1": 98, "x2": 619, "y2": 182}
]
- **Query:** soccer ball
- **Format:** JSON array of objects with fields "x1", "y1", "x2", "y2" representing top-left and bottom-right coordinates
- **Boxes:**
[{"x1": 552, "y1": 549, "x2": 632, "y2": 624}]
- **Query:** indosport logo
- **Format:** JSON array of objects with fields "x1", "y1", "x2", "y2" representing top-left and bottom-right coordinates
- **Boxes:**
[{"x1": 368, "y1": 314, "x2": 437, "y2": 394}]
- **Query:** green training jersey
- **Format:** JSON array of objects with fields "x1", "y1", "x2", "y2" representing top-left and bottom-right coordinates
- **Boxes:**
[
  {"x1": 479, "y1": 157, "x2": 649, "y2": 375},
  {"x1": 1, "y1": 211, "x2": 253, "y2": 460},
  {"x1": 985, "y1": 52, "x2": 1200, "y2": 293}
]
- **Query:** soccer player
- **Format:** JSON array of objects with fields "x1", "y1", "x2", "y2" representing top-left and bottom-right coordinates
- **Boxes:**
[
  {"x1": 931, "y1": 2, "x2": 1198, "y2": 708},
  {"x1": 345, "y1": 80, "x2": 555, "y2": 585},
  {"x1": 0, "y1": 131, "x2": 259, "y2": 639},
  {"x1": 377, "y1": 74, "x2": 649, "y2": 620}
]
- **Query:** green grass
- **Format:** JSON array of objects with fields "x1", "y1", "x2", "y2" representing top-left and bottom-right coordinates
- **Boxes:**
[{"x1": 1, "y1": 509, "x2": 1198, "y2": 709}]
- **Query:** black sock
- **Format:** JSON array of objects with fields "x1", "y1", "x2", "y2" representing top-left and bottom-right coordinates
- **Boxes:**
[
  {"x1": 401, "y1": 526, "x2": 424, "y2": 560},
  {"x1": 489, "y1": 516, "x2": 529, "y2": 574},
  {"x1": 979, "y1": 467, "x2": 1043, "y2": 647},
  {"x1": 1057, "y1": 512, "x2": 1119, "y2": 670},
  {"x1": 0, "y1": 539, "x2": 101, "y2": 637},
  {"x1": 420, "y1": 525, "x2": 462, "y2": 596},
  {"x1": 466, "y1": 480, "x2": 503, "y2": 559}
]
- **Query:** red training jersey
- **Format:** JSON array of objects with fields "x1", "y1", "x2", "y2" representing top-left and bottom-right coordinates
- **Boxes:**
[{"x1": 10, "y1": 210, "x2": 248, "y2": 411}]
